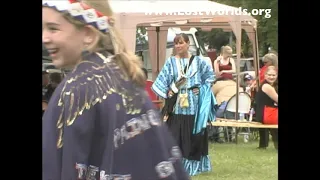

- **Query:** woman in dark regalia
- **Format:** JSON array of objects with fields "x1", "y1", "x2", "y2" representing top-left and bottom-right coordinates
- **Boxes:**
[{"x1": 42, "y1": 0, "x2": 190, "y2": 179}]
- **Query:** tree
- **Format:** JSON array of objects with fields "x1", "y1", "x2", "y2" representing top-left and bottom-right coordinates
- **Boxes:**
[
  {"x1": 197, "y1": 28, "x2": 230, "y2": 53},
  {"x1": 136, "y1": 27, "x2": 148, "y2": 45},
  {"x1": 135, "y1": 27, "x2": 149, "y2": 53},
  {"x1": 205, "y1": 0, "x2": 278, "y2": 55}
]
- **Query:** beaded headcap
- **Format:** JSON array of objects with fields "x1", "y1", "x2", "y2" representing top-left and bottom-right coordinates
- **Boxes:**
[{"x1": 43, "y1": 0, "x2": 111, "y2": 33}]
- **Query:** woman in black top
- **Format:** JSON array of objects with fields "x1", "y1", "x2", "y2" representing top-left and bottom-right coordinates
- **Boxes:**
[{"x1": 255, "y1": 66, "x2": 278, "y2": 150}]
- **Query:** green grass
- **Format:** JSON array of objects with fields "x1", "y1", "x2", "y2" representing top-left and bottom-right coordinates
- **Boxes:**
[{"x1": 192, "y1": 141, "x2": 278, "y2": 180}]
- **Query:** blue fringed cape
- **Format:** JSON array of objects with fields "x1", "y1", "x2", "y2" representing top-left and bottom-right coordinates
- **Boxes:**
[{"x1": 193, "y1": 83, "x2": 218, "y2": 135}]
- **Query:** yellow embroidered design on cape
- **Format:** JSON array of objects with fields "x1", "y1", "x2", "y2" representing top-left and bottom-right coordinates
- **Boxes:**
[{"x1": 56, "y1": 53, "x2": 145, "y2": 148}]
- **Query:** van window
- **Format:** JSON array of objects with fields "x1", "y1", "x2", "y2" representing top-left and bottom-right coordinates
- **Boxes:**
[{"x1": 187, "y1": 34, "x2": 197, "y2": 56}]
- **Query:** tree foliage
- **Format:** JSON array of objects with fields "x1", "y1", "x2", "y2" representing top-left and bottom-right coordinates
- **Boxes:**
[
  {"x1": 209, "y1": 0, "x2": 278, "y2": 56},
  {"x1": 136, "y1": 26, "x2": 148, "y2": 45}
]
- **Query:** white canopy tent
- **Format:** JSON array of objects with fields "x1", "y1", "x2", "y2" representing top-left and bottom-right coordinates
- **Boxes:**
[
  {"x1": 110, "y1": 0, "x2": 260, "y2": 81},
  {"x1": 110, "y1": 0, "x2": 260, "y2": 117}
]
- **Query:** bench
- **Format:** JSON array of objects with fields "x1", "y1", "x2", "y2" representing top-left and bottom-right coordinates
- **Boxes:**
[
  {"x1": 211, "y1": 118, "x2": 278, "y2": 128},
  {"x1": 211, "y1": 118, "x2": 277, "y2": 143}
]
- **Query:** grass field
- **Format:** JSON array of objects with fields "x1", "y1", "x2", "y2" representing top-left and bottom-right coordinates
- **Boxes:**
[{"x1": 192, "y1": 141, "x2": 278, "y2": 180}]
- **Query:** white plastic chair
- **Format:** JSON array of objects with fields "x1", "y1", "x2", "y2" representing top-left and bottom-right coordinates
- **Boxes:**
[
  {"x1": 225, "y1": 92, "x2": 252, "y2": 114},
  {"x1": 223, "y1": 92, "x2": 252, "y2": 143}
]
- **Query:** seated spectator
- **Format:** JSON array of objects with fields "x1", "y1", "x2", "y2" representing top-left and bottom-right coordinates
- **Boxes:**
[
  {"x1": 243, "y1": 74, "x2": 254, "y2": 94},
  {"x1": 212, "y1": 46, "x2": 243, "y2": 104},
  {"x1": 42, "y1": 71, "x2": 49, "y2": 115},
  {"x1": 42, "y1": 72, "x2": 63, "y2": 114}
]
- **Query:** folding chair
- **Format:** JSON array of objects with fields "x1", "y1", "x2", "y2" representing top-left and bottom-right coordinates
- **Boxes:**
[{"x1": 223, "y1": 92, "x2": 252, "y2": 143}]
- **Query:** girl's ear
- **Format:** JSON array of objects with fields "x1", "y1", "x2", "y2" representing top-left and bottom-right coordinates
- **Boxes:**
[{"x1": 82, "y1": 25, "x2": 98, "y2": 46}]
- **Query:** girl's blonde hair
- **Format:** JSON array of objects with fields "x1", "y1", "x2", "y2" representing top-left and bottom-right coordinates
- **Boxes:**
[
  {"x1": 265, "y1": 65, "x2": 278, "y2": 75},
  {"x1": 219, "y1": 46, "x2": 224, "y2": 56},
  {"x1": 62, "y1": 0, "x2": 145, "y2": 87},
  {"x1": 221, "y1": 45, "x2": 232, "y2": 57}
]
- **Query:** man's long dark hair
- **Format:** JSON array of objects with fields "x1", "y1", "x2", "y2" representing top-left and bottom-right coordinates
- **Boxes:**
[
  {"x1": 142, "y1": 68, "x2": 148, "y2": 80},
  {"x1": 49, "y1": 73, "x2": 63, "y2": 85}
]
